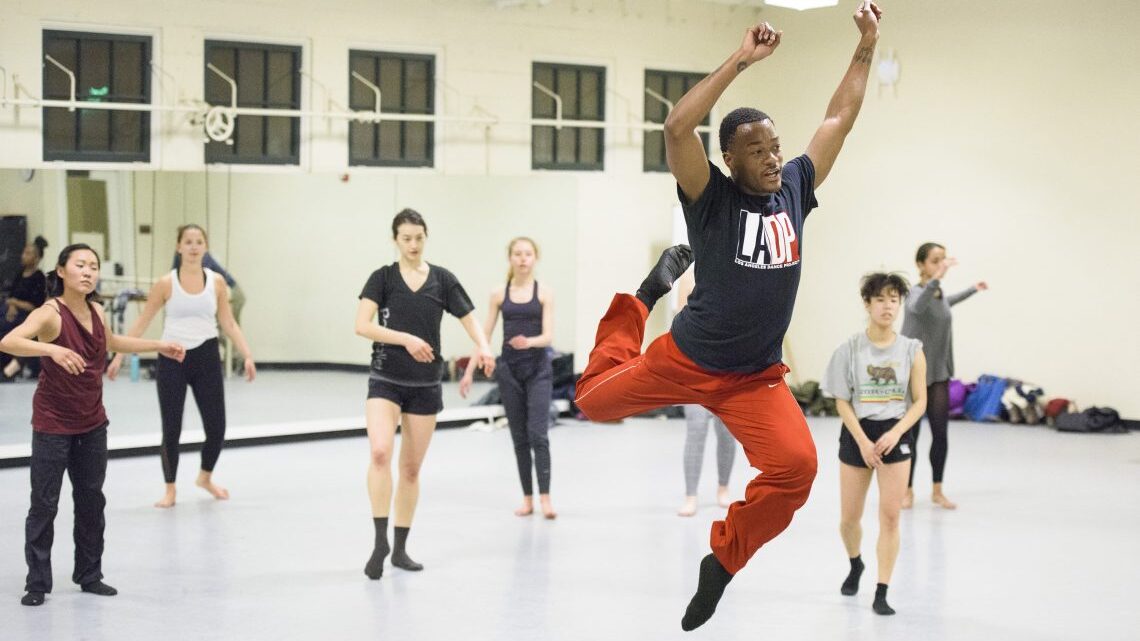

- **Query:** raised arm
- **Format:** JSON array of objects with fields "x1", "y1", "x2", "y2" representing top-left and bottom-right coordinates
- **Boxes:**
[
  {"x1": 665, "y1": 22, "x2": 783, "y2": 202},
  {"x1": 948, "y1": 284, "x2": 983, "y2": 307},
  {"x1": 805, "y1": 0, "x2": 882, "y2": 189}
]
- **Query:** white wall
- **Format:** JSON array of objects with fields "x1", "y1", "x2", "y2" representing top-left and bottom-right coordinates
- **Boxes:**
[{"x1": 1, "y1": 0, "x2": 1137, "y2": 415}]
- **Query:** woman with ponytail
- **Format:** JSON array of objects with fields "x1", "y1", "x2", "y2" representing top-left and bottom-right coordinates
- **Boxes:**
[
  {"x1": 108, "y1": 224, "x2": 256, "y2": 508},
  {"x1": 1, "y1": 243, "x2": 185, "y2": 607},
  {"x1": 1, "y1": 236, "x2": 49, "y2": 381},
  {"x1": 461, "y1": 237, "x2": 557, "y2": 519}
]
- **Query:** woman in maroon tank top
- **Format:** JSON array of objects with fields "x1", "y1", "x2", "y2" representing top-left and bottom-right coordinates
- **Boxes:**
[{"x1": 0, "y1": 244, "x2": 184, "y2": 608}]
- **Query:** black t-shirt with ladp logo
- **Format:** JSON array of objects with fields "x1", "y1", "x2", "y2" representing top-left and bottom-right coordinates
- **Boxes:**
[
  {"x1": 359, "y1": 263, "x2": 475, "y2": 386},
  {"x1": 670, "y1": 156, "x2": 818, "y2": 374}
]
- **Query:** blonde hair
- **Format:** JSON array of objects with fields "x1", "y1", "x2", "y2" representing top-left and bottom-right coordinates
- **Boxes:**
[{"x1": 506, "y1": 237, "x2": 539, "y2": 283}]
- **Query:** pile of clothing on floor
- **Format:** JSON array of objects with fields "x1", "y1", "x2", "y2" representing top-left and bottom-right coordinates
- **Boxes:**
[{"x1": 950, "y1": 375, "x2": 1136, "y2": 433}]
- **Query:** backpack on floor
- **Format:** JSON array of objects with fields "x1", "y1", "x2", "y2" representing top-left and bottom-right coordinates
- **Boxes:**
[
  {"x1": 962, "y1": 375, "x2": 1007, "y2": 422},
  {"x1": 948, "y1": 379, "x2": 973, "y2": 418},
  {"x1": 1054, "y1": 407, "x2": 1127, "y2": 433}
]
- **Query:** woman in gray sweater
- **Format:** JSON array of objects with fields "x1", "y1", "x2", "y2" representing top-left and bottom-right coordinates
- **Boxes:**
[{"x1": 900, "y1": 243, "x2": 987, "y2": 509}]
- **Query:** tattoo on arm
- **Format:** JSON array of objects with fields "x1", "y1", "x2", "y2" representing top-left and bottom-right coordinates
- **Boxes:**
[
  {"x1": 736, "y1": 61, "x2": 749, "y2": 73},
  {"x1": 854, "y1": 46, "x2": 874, "y2": 65}
]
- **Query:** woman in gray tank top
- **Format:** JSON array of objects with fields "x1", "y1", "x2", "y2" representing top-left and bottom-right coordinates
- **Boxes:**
[
  {"x1": 461, "y1": 237, "x2": 557, "y2": 519},
  {"x1": 900, "y1": 242, "x2": 987, "y2": 510}
]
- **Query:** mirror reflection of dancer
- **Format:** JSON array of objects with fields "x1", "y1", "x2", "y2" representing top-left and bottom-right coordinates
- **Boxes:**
[
  {"x1": 109, "y1": 224, "x2": 256, "y2": 508},
  {"x1": 1, "y1": 236, "x2": 48, "y2": 381},
  {"x1": 822, "y1": 273, "x2": 926, "y2": 615},
  {"x1": 355, "y1": 209, "x2": 495, "y2": 580},
  {"x1": 1, "y1": 244, "x2": 185, "y2": 607},
  {"x1": 461, "y1": 237, "x2": 557, "y2": 519},
  {"x1": 573, "y1": 2, "x2": 883, "y2": 630}
]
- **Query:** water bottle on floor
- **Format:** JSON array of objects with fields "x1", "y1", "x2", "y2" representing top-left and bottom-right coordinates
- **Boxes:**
[{"x1": 129, "y1": 353, "x2": 140, "y2": 382}]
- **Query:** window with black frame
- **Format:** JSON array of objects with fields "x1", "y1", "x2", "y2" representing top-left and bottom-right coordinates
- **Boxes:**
[
  {"x1": 348, "y1": 50, "x2": 434, "y2": 167},
  {"x1": 42, "y1": 30, "x2": 152, "y2": 163},
  {"x1": 643, "y1": 69, "x2": 709, "y2": 172},
  {"x1": 204, "y1": 41, "x2": 301, "y2": 165},
  {"x1": 532, "y1": 63, "x2": 605, "y2": 171}
]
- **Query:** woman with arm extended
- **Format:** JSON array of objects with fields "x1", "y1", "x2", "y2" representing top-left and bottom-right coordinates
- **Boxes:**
[
  {"x1": 1, "y1": 243, "x2": 184, "y2": 607},
  {"x1": 900, "y1": 242, "x2": 987, "y2": 509},
  {"x1": 356, "y1": 208, "x2": 494, "y2": 580}
]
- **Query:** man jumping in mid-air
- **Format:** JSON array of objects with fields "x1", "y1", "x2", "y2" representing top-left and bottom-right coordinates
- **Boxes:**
[{"x1": 574, "y1": 1, "x2": 883, "y2": 631}]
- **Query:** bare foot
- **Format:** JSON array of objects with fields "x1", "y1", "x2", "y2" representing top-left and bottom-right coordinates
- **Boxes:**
[
  {"x1": 901, "y1": 489, "x2": 914, "y2": 510},
  {"x1": 677, "y1": 496, "x2": 698, "y2": 517},
  {"x1": 932, "y1": 493, "x2": 957, "y2": 510},
  {"x1": 716, "y1": 486, "x2": 732, "y2": 509},
  {"x1": 515, "y1": 497, "x2": 534, "y2": 517},
  {"x1": 539, "y1": 494, "x2": 557, "y2": 520},
  {"x1": 196, "y1": 473, "x2": 230, "y2": 500},
  {"x1": 154, "y1": 489, "x2": 176, "y2": 509}
]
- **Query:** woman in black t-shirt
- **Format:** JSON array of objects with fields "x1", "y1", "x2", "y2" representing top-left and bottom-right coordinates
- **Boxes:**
[
  {"x1": 354, "y1": 208, "x2": 495, "y2": 580},
  {"x1": 2, "y1": 236, "x2": 49, "y2": 381}
]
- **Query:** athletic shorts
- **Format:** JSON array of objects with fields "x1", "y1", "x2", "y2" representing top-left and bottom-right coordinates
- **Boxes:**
[
  {"x1": 838, "y1": 417, "x2": 914, "y2": 467},
  {"x1": 367, "y1": 378, "x2": 443, "y2": 415}
]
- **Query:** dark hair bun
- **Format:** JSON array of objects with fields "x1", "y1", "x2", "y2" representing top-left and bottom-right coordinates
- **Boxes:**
[{"x1": 33, "y1": 235, "x2": 49, "y2": 250}]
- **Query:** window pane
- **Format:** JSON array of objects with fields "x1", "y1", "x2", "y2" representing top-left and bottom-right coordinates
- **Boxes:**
[
  {"x1": 44, "y1": 108, "x2": 76, "y2": 152},
  {"x1": 113, "y1": 42, "x2": 143, "y2": 99},
  {"x1": 78, "y1": 110, "x2": 111, "y2": 151},
  {"x1": 266, "y1": 51, "x2": 294, "y2": 106},
  {"x1": 235, "y1": 115, "x2": 264, "y2": 156},
  {"x1": 405, "y1": 60, "x2": 430, "y2": 113},
  {"x1": 555, "y1": 127, "x2": 577, "y2": 164},
  {"x1": 110, "y1": 111, "x2": 140, "y2": 153},
  {"x1": 580, "y1": 128, "x2": 601, "y2": 166},
  {"x1": 533, "y1": 65, "x2": 555, "y2": 117},
  {"x1": 533, "y1": 126, "x2": 554, "y2": 165},
  {"x1": 44, "y1": 38, "x2": 77, "y2": 98},
  {"x1": 404, "y1": 122, "x2": 428, "y2": 162},
  {"x1": 206, "y1": 48, "x2": 233, "y2": 104},
  {"x1": 349, "y1": 122, "x2": 375, "y2": 160},
  {"x1": 378, "y1": 121, "x2": 402, "y2": 160},
  {"x1": 557, "y1": 68, "x2": 578, "y2": 118},
  {"x1": 78, "y1": 40, "x2": 111, "y2": 101},
  {"x1": 644, "y1": 131, "x2": 663, "y2": 169},
  {"x1": 236, "y1": 49, "x2": 265, "y2": 106},
  {"x1": 379, "y1": 58, "x2": 403, "y2": 111},
  {"x1": 666, "y1": 74, "x2": 685, "y2": 103},
  {"x1": 580, "y1": 71, "x2": 600, "y2": 119},
  {"x1": 265, "y1": 117, "x2": 292, "y2": 158},
  {"x1": 349, "y1": 55, "x2": 376, "y2": 109}
]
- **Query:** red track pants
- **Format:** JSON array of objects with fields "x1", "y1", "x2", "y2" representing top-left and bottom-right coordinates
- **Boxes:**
[{"x1": 574, "y1": 294, "x2": 817, "y2": 574}]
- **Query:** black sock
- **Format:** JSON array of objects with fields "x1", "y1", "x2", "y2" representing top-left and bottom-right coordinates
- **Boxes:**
[
  {"x1": 81, "y1": 581, "x2": 117, "y2": 597},
  {"x1": 364, "y1": 517, "x2": 390, "y2": 580},
  {"x1": 680, "y1": 553, "x2": 734, "y2": 631},
  {"x1": 635, "y1": 244, "x2": 693, "y2": 313},
  {"x1": 391, "y1": 526, "x2": 424, "y2": 571},
  {"x1": 21, "y1": 591, "x2": 45, "y2": 606},
  {"x1": 873, "y1": 583, "x2": 895, "y2": 615},
  {"x1": 841, "y1": 555, "x2": 864, "y2": 596}
]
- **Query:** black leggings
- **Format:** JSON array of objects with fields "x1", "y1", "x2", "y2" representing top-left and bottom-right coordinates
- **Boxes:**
[
  {"x1": 156, "y1": 338, "x2": 226, "y2": 483},
  {"x1": 496, "y1": 356, "x2": 553, "y2": 496},
  {"x1": 909, "y1": 380, "x2": 950, "y2": 487}
]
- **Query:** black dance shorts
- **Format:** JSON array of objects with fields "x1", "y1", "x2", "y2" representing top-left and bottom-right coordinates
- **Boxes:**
[
  {"x1": 838, "y1": 417, "x2": 915, "y2": 468},
  {"x1": 367, "y1": 378, "x2": 443, "y2": 415}
]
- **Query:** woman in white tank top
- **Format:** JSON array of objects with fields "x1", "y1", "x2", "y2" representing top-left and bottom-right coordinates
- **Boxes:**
[{"x1": 108, "y1": 224, "x2": 256, "y2": 508}]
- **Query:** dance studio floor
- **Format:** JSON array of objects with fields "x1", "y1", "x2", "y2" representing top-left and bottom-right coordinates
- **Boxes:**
[{"x1": 0, "y1": 376, "x2": 1137, "y2": 640}]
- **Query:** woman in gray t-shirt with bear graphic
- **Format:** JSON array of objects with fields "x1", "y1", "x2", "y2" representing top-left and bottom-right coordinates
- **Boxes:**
[{"x1": 823, "y1": 273, "x2": 927, "y2": 616}]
